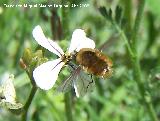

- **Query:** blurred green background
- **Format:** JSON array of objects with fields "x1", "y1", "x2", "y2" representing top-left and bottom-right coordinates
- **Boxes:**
[{"x1": 0, "y1": 0, "x2": 160, "y2": 121}]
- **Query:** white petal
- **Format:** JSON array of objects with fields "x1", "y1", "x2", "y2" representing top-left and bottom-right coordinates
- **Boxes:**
[
  {"x1": 33, "y1": 59, "x2": 65, "y2": 90},
  {"x1": 68, "y1": 29, "x2": 95, "y2": 53},
  {"x1": 76, "y1": 37, "x2": 95, "y2": 51},
  {"x1": 32, "y1": 25, "x2": 64, "y2": 57},
  {"x1": 1, "y1": 74, "x2": 16, "y2": 103},
  {"x1": 73, "y1": 83, "x2": 80, "y2": 98}
]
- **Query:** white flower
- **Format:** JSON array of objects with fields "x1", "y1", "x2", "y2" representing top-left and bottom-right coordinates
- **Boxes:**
[
  {"x1": 0, "y1": 73, "x2": 23, "y2": 109},
  {"x1": 32, "y1": 25, "x2": 95, "y2": 90}
]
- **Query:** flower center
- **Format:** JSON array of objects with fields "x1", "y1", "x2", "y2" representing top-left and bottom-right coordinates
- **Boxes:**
[{"x1": 61, "y1": 53, "x2": 72, "y2": 64}]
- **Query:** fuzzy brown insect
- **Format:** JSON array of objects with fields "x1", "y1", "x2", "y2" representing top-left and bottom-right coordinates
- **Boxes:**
[{"x1": 76, "y1": 48, "x2": 113, "y2": 78}]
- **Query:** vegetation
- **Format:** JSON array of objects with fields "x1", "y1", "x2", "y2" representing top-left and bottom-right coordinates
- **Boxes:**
[{"x1": 0, "y1": 0, "x2": 160, "y2": 121}]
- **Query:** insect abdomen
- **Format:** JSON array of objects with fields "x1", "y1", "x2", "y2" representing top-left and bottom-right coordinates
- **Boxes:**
[{"x1": 76, "y1": 48, "x2": 112, "y2": 78}]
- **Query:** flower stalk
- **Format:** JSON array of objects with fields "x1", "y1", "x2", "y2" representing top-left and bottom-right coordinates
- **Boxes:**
[
  {"x1": 21, "y1": 85, "x2": 38, "y2": 121},
  {"x1": 64, "y1": 92, "x2": 73, "y2": 121}
]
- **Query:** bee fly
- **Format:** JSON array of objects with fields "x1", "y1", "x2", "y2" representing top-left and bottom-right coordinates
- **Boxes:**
[
  {"x1": 32, "y1": 26, "x2": 113, "y2": 97},
  {"x1": 58, "y1": 48, "x2": 113, "y2": 97},
  {"x1": 76, "y1": 48, "x2": 113, "y2": 78}
]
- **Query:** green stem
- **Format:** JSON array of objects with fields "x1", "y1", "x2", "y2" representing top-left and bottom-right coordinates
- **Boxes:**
[
  {"x1": 61, "y1": 1, "x2": 73, "y2": 121},
  {"x1": 22, "y1": 86, "x2": 38, "y2": 121},
  {"x1": 64, "y1": 92, "x2": 73, "y2": 121},
  {"x1": 61, "y1": 1, "x2": 70, "y2": 38},
  {"x1": 94, "y1": 79, "x2": 104, "y2": 113},
  {"x1": 113, "y1": 0, "x2": 158, "y2": 120},
  {"x1": 146, "y1": 101, "x2": 159, "y2": 121},
  {"x1": 113, "y1": 22, "x2": 134, "y2": 58},
  {"x1": 123, "y1": 0, "x2": 132, "y2": 33},
  {"x1": 131, "y1": 0, "x2": 145, "y2": 53},
  {"x1": 112, "y1": 24, "x2": 159, "y2": 121}
]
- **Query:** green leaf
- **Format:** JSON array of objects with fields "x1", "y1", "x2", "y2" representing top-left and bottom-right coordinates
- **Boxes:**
[
  {"x1": 99, "y1": 7, "x2": 112, "y2": 21},
  {"x1": 115, "y1": 6, "x2": 122, "y2": 24}
]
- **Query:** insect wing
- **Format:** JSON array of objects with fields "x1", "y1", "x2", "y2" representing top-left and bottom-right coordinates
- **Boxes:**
[
  {"x1": 58, "y1": 66, "x2": 95, "y2": 97},
  {"x1": 57, "y1": 67, "x2": 79, "y2": 93},
  {"x1": 73, "y1": 67, "x2": 95, "y2": 97}
]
